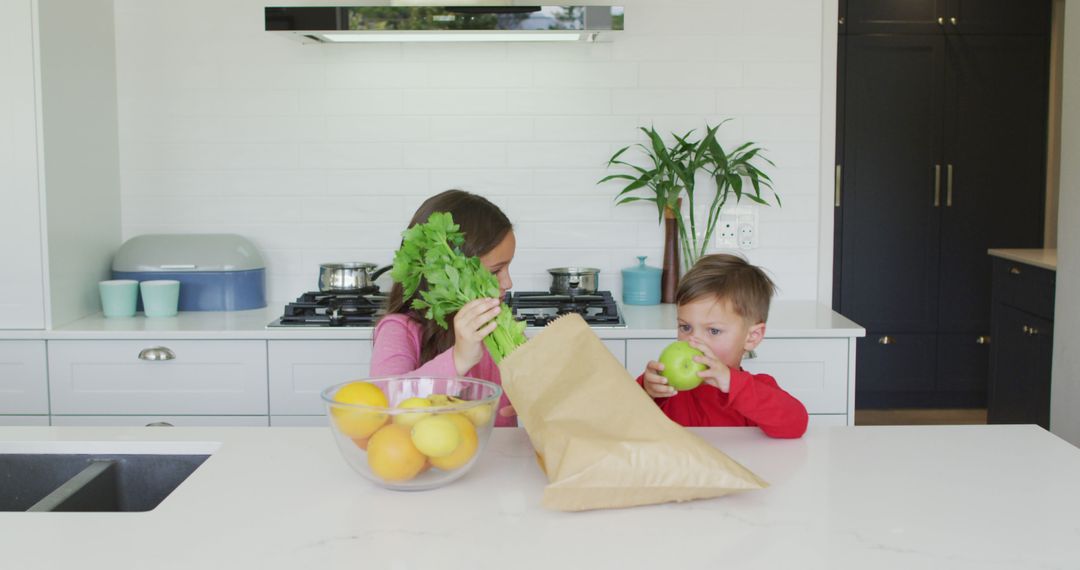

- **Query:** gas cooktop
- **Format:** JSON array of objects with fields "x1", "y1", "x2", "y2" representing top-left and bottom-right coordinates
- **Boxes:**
[{"x1": 504, "y1": 290, "x2": 626, "y2": 328}]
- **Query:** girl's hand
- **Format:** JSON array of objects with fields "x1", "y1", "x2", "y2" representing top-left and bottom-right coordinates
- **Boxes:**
[
  {"x1": 452, "y1": 297, "x2": 502, "y2": 376},
  {"x1": 642, "y1": 360, "x2": 676, "y2": 398},
  {"x1": 686, "y1": 338, "x2": 732, "y2": 393},
  {"x1": 499, "y1": 404, "x2": 516, "y2": 418}
]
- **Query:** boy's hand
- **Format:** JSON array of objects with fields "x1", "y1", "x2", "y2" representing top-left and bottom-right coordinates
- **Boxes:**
[
  {"x1": 642, "y1": 360, "x2": 676, "y2": 398},
  {"x1": 686, "y1": 338, "x2": 732, "y2": 393}
]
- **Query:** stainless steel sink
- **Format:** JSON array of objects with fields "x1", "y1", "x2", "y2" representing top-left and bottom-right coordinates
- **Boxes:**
[{"x1": 0, "y1": 453, "x2": 209, "y2": 512}]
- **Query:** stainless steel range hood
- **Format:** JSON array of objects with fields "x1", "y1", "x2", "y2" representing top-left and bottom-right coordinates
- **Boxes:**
[{"x1": 265, "y1": 5, "x2": 624, "y2": 43}]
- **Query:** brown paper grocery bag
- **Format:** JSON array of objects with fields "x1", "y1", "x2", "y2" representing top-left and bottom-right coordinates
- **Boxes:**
[{"x1": 498, "y1": 313, "x2": 767, "y2": 511}]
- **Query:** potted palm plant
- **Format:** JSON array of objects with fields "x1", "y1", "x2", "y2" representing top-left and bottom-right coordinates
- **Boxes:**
[{"x1": 599, "y1": 123, "x2": 779, "y2": 300}]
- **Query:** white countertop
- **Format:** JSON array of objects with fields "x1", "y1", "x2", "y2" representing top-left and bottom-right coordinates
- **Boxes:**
[
  {"x1": 0, "y1": 300, "x2": 864, "y2": 340},
  {"x1": 988, "y1": 248, "x2": 1058, "y2": 271},
  {"x1": 1, "y1": 424, "x2": 1076, "y2": 569}
]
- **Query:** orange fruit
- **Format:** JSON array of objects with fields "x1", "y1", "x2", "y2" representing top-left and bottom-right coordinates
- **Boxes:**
[
  {"x1": 331, "y1": 381, "x2": 389, "y2": 439},
  {"x1": 366, "y1": 424, "x2": 427, "y2": 482},
  {"x1": 351, "y1": 436, "x2": 370, "y2": 451},
  {"x1": 429, "y1": 414, "x2": 478, "y2": 471}
]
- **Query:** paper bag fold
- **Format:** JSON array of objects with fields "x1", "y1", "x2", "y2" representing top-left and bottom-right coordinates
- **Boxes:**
[{"x1": 499, "y1": 313, "x2": 767, "y2": 511}]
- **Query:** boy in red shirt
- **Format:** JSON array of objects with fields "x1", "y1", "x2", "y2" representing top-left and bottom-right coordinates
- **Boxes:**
[{"x1": 637, "y1": 254, "x2": 808, "y2": 438}]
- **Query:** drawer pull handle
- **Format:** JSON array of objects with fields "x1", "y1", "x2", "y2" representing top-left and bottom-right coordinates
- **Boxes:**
[
  {"x1": 878, "y1": 336, "x2": 895, "y2": 345},
  {"x1": 976, "y1": 336, "x2": 991, "y2": 345},
  {"x1": 138, "y1": 346, "x2": 175, "y2": 361},
  {"x1": 146, "y1": 422, "x2": 174, "y2": 427},
  {"x1": 744, "y1": 350, "x2": 758, "y2": 360},
  {"x1": 1009, "y1": 266, "x2": 1022, "y2": 275},
  {"x1": 1023, "y1": 326, "x2": 1041, "y2": 337}
]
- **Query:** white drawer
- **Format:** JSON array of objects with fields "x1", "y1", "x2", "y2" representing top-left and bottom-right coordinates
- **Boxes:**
[
  {"x1": 627, "y1": 338, "x2": 849, "y2": 415},
  {"x1": 47, "y1": 340, "x2": 268, "y2": 415},
  {"x1": 0, "y1": 340, "x2": 48, "y2": 414},
  {"x1": 808, "y1": 414, "x2": 849, "y2": 426},
  {"x1": 268, "y1": 340, "x2": 372, "y2": 415},
  {"x1": 50, "y1": 415, "x2": 269, "y2": 427},
  {"x1": 270, "y1": 415, "x2": 328, "y2": 427},
  {"x1": 601, "y1": 339, "x2": 625, "y2": 366},
  {"x1": 0, "y1": 415, "x2": 50, "y2": 426},
  {"x1": 742, "y1": 339, "x2": 848, "y2": 414}
]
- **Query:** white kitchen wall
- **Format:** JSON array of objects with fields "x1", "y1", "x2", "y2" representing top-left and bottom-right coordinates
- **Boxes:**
[
  {"x1": 113, "y1": 0, "x2": 833, "y2": 307},
  {"x1": 1051, "y1": 0, "x2": 1079, "y2": 447}
]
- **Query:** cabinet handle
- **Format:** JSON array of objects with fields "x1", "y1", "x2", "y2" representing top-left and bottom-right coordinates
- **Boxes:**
[
  {"x1": 946, "y1": 164, "x2": 954, "y2": 207},
  {"x1": 1009, "y1": 266, "x2": 1022, "y2": 275},
  {"x1": 834, "y1": 165, "x2": 842, "y2": 207},
  {"x1": 146, "y1": 422, "x2": 174, "y2": 427},
  {"x1": 878, "y1": 335, "x2": 895, "y2": 345},
  {"x1": 938, "y1": 16, "x2": 945, "y2": 25},
  {"x1": 838, "y1": 16, "x2": 845, "y2": 25},
  {"x1": 976, "y1": 335, "x2": 991, "y2": 345},
  {"x1": 933, "y1": 164, "x2": 941, "y2": 207},
  {"x1": 950, "y1": 17, "x2": 958, "y2": 26},
  {"x1": 138, "y1": 346, "x2": 176, "y2": 361},
  {"x1": 1026, "y1": 326, "x2": 1041, "y2": 336}
]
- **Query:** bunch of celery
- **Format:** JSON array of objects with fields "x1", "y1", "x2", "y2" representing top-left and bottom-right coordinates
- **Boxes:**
[{"x1": 390, "y1": 212, "x2": 527, "y2": 363}]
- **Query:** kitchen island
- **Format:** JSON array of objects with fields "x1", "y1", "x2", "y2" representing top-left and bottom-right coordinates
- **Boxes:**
[{"x1": 1, "y1": 424, "x2": 1077, "y2": 569}]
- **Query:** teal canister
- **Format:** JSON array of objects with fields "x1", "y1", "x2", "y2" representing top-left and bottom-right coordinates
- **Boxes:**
[{"x1": 621, "y1": 256, "x2": 662, "y2": 305}]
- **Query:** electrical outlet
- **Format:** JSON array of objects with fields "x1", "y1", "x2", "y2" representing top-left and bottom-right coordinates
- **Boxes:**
[
  {"x1": 738, "y1": 222, "x2": 756, "y2": 250},
  {"x1": 715, "y1": 215, "x2": 737, "y2": 247}
]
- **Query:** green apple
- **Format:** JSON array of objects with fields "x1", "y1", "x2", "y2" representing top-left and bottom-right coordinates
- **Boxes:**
[{"x1": 658, "y1": 340, "x2": 707, "y2": 391}]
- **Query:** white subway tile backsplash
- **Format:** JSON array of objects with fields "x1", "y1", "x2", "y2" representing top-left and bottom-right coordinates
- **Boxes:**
[
  {"x1": 532, "y1": 62, "x2": 638, "y2": 88},
  {"x1": 325, "y1": 63, "x2": 430, "y2": 89},
  {"x1": 115, "y1": 0, "x2": 832, "y2": 303},
  {"x1": 402, "y1": 143, "x2": 508, "y2": 169},
  {"x1": 613, "y1": 89, "x2": 716, "y2": 115},
  {"x1": 401, "y1": 89, "x2": 508, "y2": 115},
  {"x1": 427, "y1": 63, "x2": 533, "y2": 88},
  {"x1": 324, "y1": 116, "x2": 429, "y2": 142},
  {"x1": 506, "y1": 143, "x2": 613, "y2": 168},
  {"x1": 326, "y1": 170, "x2": 429, "y2": 196},
  {"x1": 506, "y1": 89, "x2": 612, "y2": 115},
  {"x1": 429, "y1": 169, "x2": 532, "y2": 196},
  {"x1": 429, "y1": 117, "x2": 533, "y2": 142},
  {"x1": 298, "y1": 143, "x2": 403, "y2": 169}
]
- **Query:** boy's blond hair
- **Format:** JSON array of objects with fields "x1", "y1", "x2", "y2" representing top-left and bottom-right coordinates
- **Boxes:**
[{"x1": 675, "y1": 254, "x2": 777, "y2": 324}]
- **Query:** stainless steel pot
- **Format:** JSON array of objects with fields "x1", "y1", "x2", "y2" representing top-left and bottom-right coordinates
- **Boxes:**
[
  {"x1": 318, "y1": 262, "x2": 392, "y2": 292},
  {"x1": 547, "y1": 267, "x2": 600, "y2": 295}
]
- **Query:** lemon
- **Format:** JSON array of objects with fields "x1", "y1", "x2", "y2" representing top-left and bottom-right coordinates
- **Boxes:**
[
  {"x1": 429, "y1": 413, "x2": 478, "y2": 471},
  {"x1": 366, "y1": 424, "x2": 427, "y2": 482},
  {"x1": 410, "y1": 415, "x2": 462, "y2": 458},
  {"x1": 449, "y1": 396, "x2": 494, "y2": 427},
  {"x1": 428, "y1": 393, "x2": 452, "y2": 406},
  {"x1": 331, "y1": 381, "x2": 389, "y2": 439},
  {"x1": 393, "y1": 397, "x2": 433, "y2": 427}
]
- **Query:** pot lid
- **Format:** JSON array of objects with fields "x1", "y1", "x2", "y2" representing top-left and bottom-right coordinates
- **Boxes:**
[{"x1": 547, "y1": 267, "x2": 601, "y2": 275}]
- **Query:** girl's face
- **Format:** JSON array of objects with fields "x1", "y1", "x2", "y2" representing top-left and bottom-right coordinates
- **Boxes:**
[
  {"x1": 479, "y1": 230, "x2": 516, "y2": 298},
  {"x1": 675, "y1": 295, "x2": 764, "y2": 370}
]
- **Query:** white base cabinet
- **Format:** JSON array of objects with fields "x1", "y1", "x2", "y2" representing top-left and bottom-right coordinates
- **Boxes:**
[
  {"x1": 47, "y1": 340, "x2": 268, "y2": 415},
  {"x1": 0, "y1": 415, "x2": 50, "y2": 426},
  {"x1": 268, "y1": 340, "x2": 371, "y2": 415},
  {"x1": 625, "y1": 337, "x2": 855, "y2": 425},
  {"x1": 0, "y1": 340, "x2": 48, "y2": 414},
  {"x1": 50, "y1": 415, "x2": 269, "y2": 427}
]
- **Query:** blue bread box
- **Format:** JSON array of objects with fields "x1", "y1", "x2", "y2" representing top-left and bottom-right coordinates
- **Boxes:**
[{"x1": 112, "y1": 234, "x2": 267, "y2": 311}]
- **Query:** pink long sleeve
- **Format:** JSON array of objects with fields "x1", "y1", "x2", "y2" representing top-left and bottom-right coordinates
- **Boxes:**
[{"x1": 371, "y1": 314, "x2": 516, "y2": 427}]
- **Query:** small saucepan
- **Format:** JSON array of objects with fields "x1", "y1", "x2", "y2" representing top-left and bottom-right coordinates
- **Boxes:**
[
  {"x1": 547, "y1": 267, "x2": 600, "y2": 295},
  {"x1": 319, "y1": 262, "x2": 392, "y2": 293}
]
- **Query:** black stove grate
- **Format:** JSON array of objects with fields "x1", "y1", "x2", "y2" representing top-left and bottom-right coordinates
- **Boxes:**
[
  {"x1": 505, "y1": 290, "x2": 625, "y2": 327},
  {"x1": 271, "y1": 290, "x2": 387, "y2": 327}
]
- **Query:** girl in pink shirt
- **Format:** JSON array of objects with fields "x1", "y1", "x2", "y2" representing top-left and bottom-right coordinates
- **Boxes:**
[{"x1": 370, "y1": 190, "x2": 518, "y2": 427}]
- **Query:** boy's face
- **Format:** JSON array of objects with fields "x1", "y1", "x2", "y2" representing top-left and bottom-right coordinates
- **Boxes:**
[{"x1": 676, "y1": 295, "x2": 765, "y2": 370}]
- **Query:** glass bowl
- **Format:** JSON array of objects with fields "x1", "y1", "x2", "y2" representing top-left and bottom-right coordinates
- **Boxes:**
[{"x1": 321, "y1": 376, "x2": 502, "y2": 491}]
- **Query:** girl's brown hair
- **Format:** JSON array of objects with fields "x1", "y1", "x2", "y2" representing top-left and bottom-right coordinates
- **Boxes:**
[
  {"x1": 383, "y1": 190, "x2": 513, "y2": 364},
  {"x1": 675, "y1": 254, "x2": 777, "y2": 324}
]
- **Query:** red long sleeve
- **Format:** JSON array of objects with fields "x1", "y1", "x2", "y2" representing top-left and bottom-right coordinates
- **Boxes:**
[{"x1": 636, "y1": 369, "x2": 808, "y2": 438}]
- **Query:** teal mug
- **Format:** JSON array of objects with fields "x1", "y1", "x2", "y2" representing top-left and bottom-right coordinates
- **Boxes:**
[
  {"x1": 99, "y1": 280, "x2": 139, "y2": 318},
  {"x1": 140, "y1": 280, "x2": 181, "y2": 318}
]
